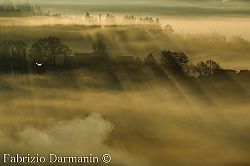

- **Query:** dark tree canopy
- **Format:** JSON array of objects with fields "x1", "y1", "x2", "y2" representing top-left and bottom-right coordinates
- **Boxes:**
[
  {"x1": 0, "y1": 39, "x2": 28, "y2": 73},
  {"x1": 163, "y1": 25, "x2": 174, "y2": 34},
  {"x1": 29, "y1": 36, "x2": 71, "y2": 64},
  {"x1": 29, "y1": 42, "x2": 44, "y2": 61},
  {"x1": 0, "y1": 39, "x2": 12, "y2": 54},
  {"x1": 13, "y1": 40, "x2": 28, "y2": 54},
  {"x1": 0, "y1": 1, "x2": 49, "y2": 16},
  {"x1": 194, "y1": 59, "x2": 221, "y2": 77},
  {"x1": 92, "y1": 39, "x2": 107, "y2": 53},
  {"x1": 0, "y1": 39, "x2": 27, "y2": 55},
  {"x1": 160, "y1": 49, "x2": 188, "y2": 74}
]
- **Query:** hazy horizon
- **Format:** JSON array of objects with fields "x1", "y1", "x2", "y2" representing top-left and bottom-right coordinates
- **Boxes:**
[
  {"x1": 5, "y1": 0, "x2": 250, "y2": 17},
  {"x1": 3, "y1": 0, "x2": 250, "y2": 40}
]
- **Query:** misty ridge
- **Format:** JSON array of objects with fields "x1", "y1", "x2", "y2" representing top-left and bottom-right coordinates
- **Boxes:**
[
  {"x1": 1, "y1": 11, "x2": 250, "y2": 92},
  {"x1": 1, "y1": 3, "x2": 250, "y2": 166}
]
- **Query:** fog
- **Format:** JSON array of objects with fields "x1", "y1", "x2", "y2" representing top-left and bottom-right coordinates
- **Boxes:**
[
  {"x1": 0, "y1": 72, "x2": 249, "y2": 166},
  {"x1": 1, "y1": 16, "x2": 250, "y2": 69},
  {"x1": 1, "y1": 1, "x2": 250, "y2": 165},
  {"x1": 164, "y1": 17, "x2": 250, "y2": 41},
  {"x1": 2, "y1": 0, "x2": 250, "y2": 40}
]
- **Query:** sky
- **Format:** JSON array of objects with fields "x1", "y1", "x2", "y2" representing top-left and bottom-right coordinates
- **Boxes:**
[{"x1": 5, "y1": 0, "x2": 250, "y2": 17}]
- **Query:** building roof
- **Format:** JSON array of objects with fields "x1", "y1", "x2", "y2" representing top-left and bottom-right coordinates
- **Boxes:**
[
  {"x1": 144, "y1": 53, "x2": 156, "y2": 64},
  {"x1": 67, "y1": 52, "x2": 107, "y2": 66},
  {"x1": 213, "y1": 69, "x2": 237, "y2": 75},
  {"x1": 74, "y1": 53, "x2": 92, "y2": 57},
  {"x1": 114, "y1": 56, "x2": 135, "y2": 63}
]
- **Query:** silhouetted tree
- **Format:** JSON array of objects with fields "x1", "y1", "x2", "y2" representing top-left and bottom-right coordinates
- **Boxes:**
[
  {"x1": 29, "y1": 36, "x2": 71, "y2": 67},
  {"x1": 0, "y1": 1, "x2": 46, "y2": 16},
  {"x1": 163, "y1": 25, "x2": 174, "y2": 34},
  {"x1": 12, "y1": 40, "x2": 28, "y2": 71},
  {"x1": 194, "y1": 59, "x2": 220, "y2": 77},
  {"x1": 0, "y1": 39, "x2": 12, "y2": 54},
  {"x1": 160, "y1": 49, "x2": 188, "y2": 74},
  {"x1": 1, "y1": 1, "x2": 14, "y2": 12},
  {"x1": 92, "y1": 39, "x2": 107, "y2": 53},
  {"x1": 209, "y1": 32, "x2": 226, "y2": 44},
  {"x1": 0, "y1": 39, "x2": 12, "y2": 72},
  {"x1": 122, "y1": 15, "x2": 136, "y2": 26},
  {"x1": 231, "y1": 35, "x2": 250, "y2": 47},
  {"x1": 105, "y1": 13, "x2": 116, "y2": 26},
  {"x1": 137, "y1": 17, "x2": 161, "y2": 31},
  {"x1": 16, "y1": 2, "x2": 34, "y2": 14},
  {"x1": 34, "y1": 5, "x2": 43, "y2": 15},
  {"x1": 13, "y1": 40, "x2": 27, "y2": 55},
  {"x1": 0, "y1": 39, "x2": 28, "y2": 73},
  {"x1": 85, "y1": 12, "x2": 96, "y2": 23},
  {"x1": 155, "y1": 18, "x2": 160, "y2": 24},
  {"x1": 29, "y1": 42, "x2": 44, "y2": 61}
]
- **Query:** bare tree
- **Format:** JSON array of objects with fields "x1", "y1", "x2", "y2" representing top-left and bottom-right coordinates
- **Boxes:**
[{"x1": 194, "y1": 59, "x2": 220, "y2": 77}]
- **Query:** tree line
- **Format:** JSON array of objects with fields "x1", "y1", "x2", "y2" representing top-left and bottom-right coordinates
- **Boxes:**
[
  {"x1": 0, "y1": 39, "x2": 28, "y2": 73},
  {"x1": 0, "y1": 1, "x2": 59, "y2": 17},
  {"x1": 0, "y1": 36, "x2": 248, "y2": 78}
]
